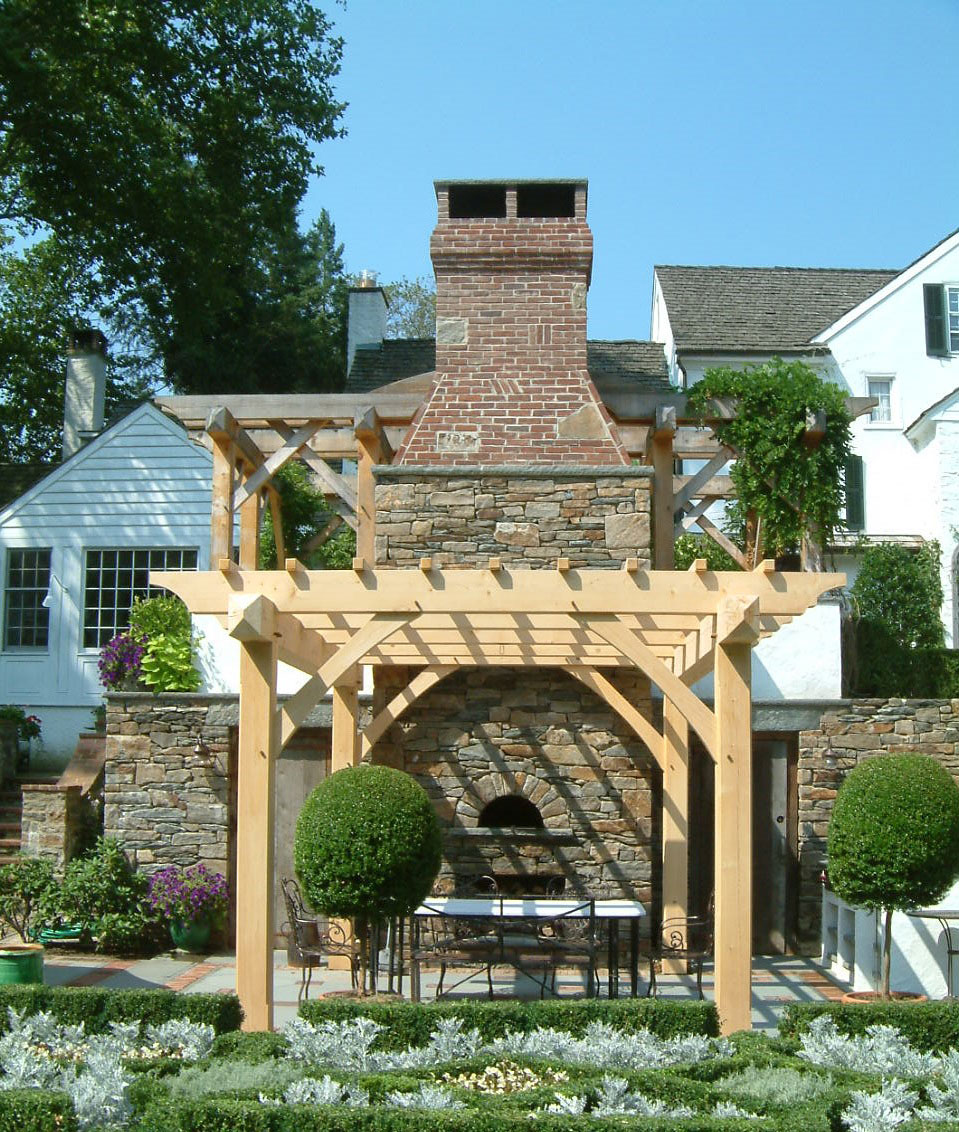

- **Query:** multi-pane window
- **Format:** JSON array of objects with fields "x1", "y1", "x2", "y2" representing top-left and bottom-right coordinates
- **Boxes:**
[
  {"x1": 83, "y1": 548, "x2": 198, "y2": 648},
  {"x1": 949, "y1": 287, "x2": 959, "y2": 353},
  {"x1": 4, "y1": 549, "x2": 51, "y2": 649},
  {"x1": 868, "y1": 378, "x2": 893, "y2": 423}
]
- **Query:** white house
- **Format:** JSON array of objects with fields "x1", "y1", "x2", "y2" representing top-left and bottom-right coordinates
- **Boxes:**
[
  {"x1": 0, "y1": 400, "x2": 215, "y2": 760},
  {"x1": 651, "y1": 228, "x2": 959, "y2": 643}
]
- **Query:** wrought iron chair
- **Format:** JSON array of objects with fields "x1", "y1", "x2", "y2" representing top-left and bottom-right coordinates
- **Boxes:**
[
  {"x1": 642, "y1": 909, "x2": 713, "y2": 999},
  {"x1": 281, "y1": 877, "x2": 358, "y2": 1002},
  {"x1": 412, "y1": 874, "x2": 501, "y2": 1000}
]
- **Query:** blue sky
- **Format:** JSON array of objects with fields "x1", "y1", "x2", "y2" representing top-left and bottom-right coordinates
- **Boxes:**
[{"x1": 305, "y1": 0, "x2": 959, "y2": 342}]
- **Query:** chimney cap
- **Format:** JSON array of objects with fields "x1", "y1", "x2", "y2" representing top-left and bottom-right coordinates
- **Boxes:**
[
  {"x1": 67, "y1": 327, "x2": 108, "y2": 355},
  {"x1": 435, "y1": 177, "x2": 587, "y2": 194}
]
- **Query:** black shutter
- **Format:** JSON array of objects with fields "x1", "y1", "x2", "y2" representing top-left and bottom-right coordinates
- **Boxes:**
[
  {"x1": 844, "y1": 455, "x2": 864, "y2": 531},
  {"x1": 924, "y1": 284, "x2": 947, "y2": 355}
]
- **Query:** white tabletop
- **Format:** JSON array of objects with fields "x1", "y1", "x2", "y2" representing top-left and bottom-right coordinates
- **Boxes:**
[{"x1": 415, "y1": 897, "x2": 646, "y2": 918}]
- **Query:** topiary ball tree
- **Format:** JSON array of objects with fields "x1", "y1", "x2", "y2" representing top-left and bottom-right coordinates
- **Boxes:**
[
  {"x1": 827, "y1": 753, "x2": 959, "y2": 997},
  {"x1": 293, "y1": 764, "x2": 442, "y2": 992}
]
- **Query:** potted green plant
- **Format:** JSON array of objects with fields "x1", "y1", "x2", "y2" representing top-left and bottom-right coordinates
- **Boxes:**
[
  {"x1": 0, "y1": 707, "x2": 41, "y2": 777},
  {"x1": 148, "y1": 862, "x2": 228, "y2": 951},
  {"x1": 827, "y1": 752, "x2": 959, "y2": 999},
  {"x1": 98, "y1": 595, "x2": 201, "y2": 693},
  {"x1": 294, "y1": 764, "x2": 442, "y2": 994},
  {"x1": 0, "y1": 856, "x2": 57, "y2": 984}
]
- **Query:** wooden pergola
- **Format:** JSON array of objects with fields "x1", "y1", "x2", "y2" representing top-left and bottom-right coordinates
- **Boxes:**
[{"x1": 156, "y1": 558, "x2": 841, "y2": 1035}]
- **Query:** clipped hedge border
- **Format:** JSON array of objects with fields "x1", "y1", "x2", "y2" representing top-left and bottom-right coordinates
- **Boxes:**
[
  {"x1": 297, "y1": 997, "x2": 719, "y2": 1047},
  {"x1": 135, "y1": 1097, "x2": 836, "y2": 1132},
  {"x1": 779, "y1": 1000, "x2": 959, "y2": 1052},
  {"x1": 0, "y1": 986, "x2": 242, "y2": 1034},
  {"x1": 0, "y1": 1089, "x2": 78, "y2": 1132}
]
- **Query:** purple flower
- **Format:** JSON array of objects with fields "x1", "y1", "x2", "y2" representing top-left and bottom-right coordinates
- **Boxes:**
[
  {"x1": 148, "y1": 863, "x2": 229, "y2": 925},
  {"x1": 98, "y1": 632, "x2": 148, "y2": 689}
]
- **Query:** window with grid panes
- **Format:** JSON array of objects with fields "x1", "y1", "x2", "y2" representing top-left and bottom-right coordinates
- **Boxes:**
[
  {"x1": 83, "y1": 548, "x2": 198, "y2": 648},
  {"x1": 3, "y1": 549, "x2": 51, "y2": 649}
]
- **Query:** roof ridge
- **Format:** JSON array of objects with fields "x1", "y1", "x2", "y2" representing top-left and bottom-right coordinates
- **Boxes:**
[{"x1": 655, "y1": 264, "x2": 900, "y2": 274}]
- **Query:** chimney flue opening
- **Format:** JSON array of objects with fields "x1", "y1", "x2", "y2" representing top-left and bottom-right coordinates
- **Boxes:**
[
  {"x1": 448, "y1": 185, "x2": 507, "y2": 219},
  {"x1": 516, "y1": 184, "x2": 576, "y2": 218}
]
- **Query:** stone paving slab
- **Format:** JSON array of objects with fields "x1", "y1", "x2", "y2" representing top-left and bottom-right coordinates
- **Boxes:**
[{"x1": 39, "y1": 950, "x2": 844, "y2": 1031}]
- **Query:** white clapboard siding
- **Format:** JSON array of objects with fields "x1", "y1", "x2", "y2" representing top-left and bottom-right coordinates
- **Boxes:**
[{"x1": 0, "y1": 403, "x2": 216, "y2": 707}]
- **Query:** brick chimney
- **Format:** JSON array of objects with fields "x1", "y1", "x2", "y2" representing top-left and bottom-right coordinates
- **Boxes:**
[
  {"x1": 397, "y1": 179, "x2": 627, "y2": 466},
  {"x1": 62, "y1": 328, "x2": 107, "y2": 460},
  {"x1": 347, "y1": 271, "x2": 389, "y2": 379}
]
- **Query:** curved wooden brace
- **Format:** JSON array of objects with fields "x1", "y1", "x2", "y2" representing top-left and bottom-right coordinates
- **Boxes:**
[
  {"x1": 360, "y1": 665, "x2": 458, "y2": 758},
  {"x1": 279, "y1": 613, "x2": 414, "y2": 746},
  {"x1": 581, "y1": 614, "x2": 718, "y2": 760},
  {"x1": 567, "y1": 667, "x2": 665, "y2": 771}
]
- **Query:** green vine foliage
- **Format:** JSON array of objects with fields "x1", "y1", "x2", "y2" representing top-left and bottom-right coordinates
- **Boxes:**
[
  {"x1": 686, "y1": 358, "x2": 852, "y2": 560},
  {"x1": 673, "y1": 533, "x2": 741, "y2": 572},
  {"x1": 259, "y1": 460, "x2": 356, "y2": 569}
]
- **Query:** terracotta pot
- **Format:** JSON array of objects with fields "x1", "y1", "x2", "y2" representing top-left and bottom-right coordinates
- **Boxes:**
[{"x1": 841, "y1": 990, "x2": 928, "y2": 1004}]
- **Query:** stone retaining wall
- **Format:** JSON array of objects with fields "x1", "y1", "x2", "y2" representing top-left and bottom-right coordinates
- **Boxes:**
[
  {"x1": 374, "y1": 466, "x2": 652, "y2": 568},
  {"x1": 798, "y1": 698, "x2": 959, "y2": 950}
]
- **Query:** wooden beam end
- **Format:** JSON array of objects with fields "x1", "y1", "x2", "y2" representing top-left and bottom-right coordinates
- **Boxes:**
[
  {"x1": 756, "y1": 558, "x2": 776, "y2": 574},
  {"x1": 689, "y1": 558, "x2": 708, "y2": 573},
  {"x1": 419, "y1": 556, "x2": 433, "y2": 572},
  {"x1": 284, "y1": 558, "x2": 301, "y2": 575},
  {"x1": 352, "y1": 556, "x2": 366, "y2": 573},
  {"x1": 218, "y1": 558, "x2": 236, "y2": 574},
  {"x1": 557, "y1": 557, "x2": 571, "y2": 573},
  {"x1": 623, "y1": 557, "x2": 639, "y2": 573},
  {"x1": 488, "y1": 557, "x2": 502, "y2": 573}
]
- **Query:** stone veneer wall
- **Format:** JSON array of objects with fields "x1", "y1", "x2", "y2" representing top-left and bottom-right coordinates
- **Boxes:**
[
  {"x1": 21, "y1": 785, "x2": 88, "y2": 869},
  {"x1": 798, "y1": 698, "x2": 959, "y2": 951},
  {"x1": 372, "y1": 667, "x2": 657, "y2": 907},
  {"x1": 374, "y1": 466, "x2": 652, "y2": 568},
  {"x1": 103, "y1": 692, "x2": 344, "y2": 945},
  {"x1": 104, "y1": 693, "x2": 235, "y2": 873}
]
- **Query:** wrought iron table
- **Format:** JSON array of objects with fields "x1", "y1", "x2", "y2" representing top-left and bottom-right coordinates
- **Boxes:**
[
  {"x1": 907, "y1": 908, "x2": 959, "y2": 997},
  {"x1": 410, "y1": 896, "x2": 647, "y2": 999}
]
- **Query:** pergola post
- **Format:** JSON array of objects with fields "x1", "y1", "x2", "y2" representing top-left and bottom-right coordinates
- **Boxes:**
[
  {"x1": 236, "y1": 637, "x2": 278, "y2": 1032},
  {"x1": 661, "y1": 697, "x2": 689, "y2": 972},
  {"x1": 331, "y1": 670, "x2": 360, "y2": 771},
  {"x1": 713, "y1": 634, "x2": 753, "y2": 1035}
]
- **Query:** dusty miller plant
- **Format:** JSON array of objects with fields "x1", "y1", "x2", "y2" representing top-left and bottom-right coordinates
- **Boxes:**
[
  {"x1": 841, "y1": 1078, "x2": 917, "y2": 1132},
  {"x1": 798, "y1": 1015, "x2": 936, "y2": 1077},
  {"x1": 386, "y1": 1083, "x2": 465, "y2": 1110}
]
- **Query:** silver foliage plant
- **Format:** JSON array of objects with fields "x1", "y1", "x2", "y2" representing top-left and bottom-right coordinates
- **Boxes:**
[
  {"x1": 282, "y1": 1015, "x2": 730, "y2": 1074},
  {"x1": 0, "y1": 1006, "x2": 215, "y2": 1131},
  {"x1": 385, "y1": 1083, "x2": 465, "y2": 1110},
  {"x1": 841, "y1": 1079, "x2": 918, "y2": 1132},
  {"x1": 259, "y1": 1074, "x2": 370, "y2": 1107},
  {"x1": 798, "y1": 1015, "x2": 936, "y2": 1078},
  {"x1": 545, "y1": 1075, "x2": 695, "y2": 1118}
]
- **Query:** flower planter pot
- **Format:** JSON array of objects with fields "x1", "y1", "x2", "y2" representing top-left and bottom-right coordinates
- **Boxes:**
[
  {"x1": 841, "y1": 990, "x2": 928, "y2": 1004},
  {"x1": 170, "y1": 918, "x2": 212, "y2": 952},
  {"x1": 0, "y1": 943, "x2": 44, "y2": 985}
]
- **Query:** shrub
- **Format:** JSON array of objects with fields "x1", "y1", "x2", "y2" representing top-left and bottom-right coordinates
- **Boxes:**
[
  {"x1": 0, "y1": 1090, "x2": 78, "y2": 1132},
  {"x1": 0, "y1": 856, "x2": 57, "y2": 942},
  {"x1": 52, "y1": 838, "x2": 165, "y2": 955},
  {"x1": 673, "y1": 534, "x2": 741, "y2": 572},
  {"x1": 827, "y1": 753, "x2": 959, "y2": 996},
  {"x1": 294, "y1": 766, "x2": 442, "y2": 991},
  {"x1": 779, "y1": 1001, "x2": 959, "y2": 1052},
  {"x1": 298, "y1": 998, "x2": 720, "y2": 1046},
  {"x1": 0, "y1": 987, "x2": 242, "y2": 1034}
]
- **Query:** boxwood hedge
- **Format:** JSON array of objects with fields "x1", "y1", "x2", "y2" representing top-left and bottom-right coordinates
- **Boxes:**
[{"x1": 0, "y1": 986, "x2": 242, "y2": 1034}]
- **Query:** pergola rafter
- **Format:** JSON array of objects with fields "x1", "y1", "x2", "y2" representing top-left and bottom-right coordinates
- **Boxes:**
[{"x1": 154, "y1": 561, "x2": 842, "y2": 1036}]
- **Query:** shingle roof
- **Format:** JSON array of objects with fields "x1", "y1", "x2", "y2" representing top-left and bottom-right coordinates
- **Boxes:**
[
  {"x1": 655, "y1": 265, "x2": 899, "y2": 352},
  {"x1": 347, "y1": 338, "x2": 671, "y2": 395}
]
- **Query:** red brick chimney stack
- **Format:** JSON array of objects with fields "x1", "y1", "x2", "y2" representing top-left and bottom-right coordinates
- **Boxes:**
[{"x1": 397, "y1": 179, "x2": 628, "y2": 466}]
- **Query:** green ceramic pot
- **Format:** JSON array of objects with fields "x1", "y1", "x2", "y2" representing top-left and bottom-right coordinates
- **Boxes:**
[
  {"x1": 170, "y1": 918, "x2": 212, "y2": 952},
  {"x1": 0, "y1": 943, "x2": 44, "y2": 985}
]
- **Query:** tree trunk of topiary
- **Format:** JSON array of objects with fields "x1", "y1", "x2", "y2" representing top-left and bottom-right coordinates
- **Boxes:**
[
  {"x1": 882, "y1": 906, "x2": 893, "y2": 999},
  {"x1": 357, "y1": 914, "x2": 369, "y2": 995}
]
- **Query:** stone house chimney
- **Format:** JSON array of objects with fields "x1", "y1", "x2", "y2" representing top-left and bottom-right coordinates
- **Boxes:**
[
  {"x1": 397, "y1": 179, "x2": 628, "y2": 465},
  {"x1": 347, "y1": 271, "x2": 389, "y2": 378},
  {"x1": 62, "y1": 328, "x2": 107, "y2": 460}
]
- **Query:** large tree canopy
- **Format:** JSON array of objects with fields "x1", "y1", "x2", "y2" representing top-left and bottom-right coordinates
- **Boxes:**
[{"x1": 0, "y1": 0, "x2": 347, "y2": 410}]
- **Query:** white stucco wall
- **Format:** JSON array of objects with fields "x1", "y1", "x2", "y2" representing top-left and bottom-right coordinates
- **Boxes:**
[{"x1": 692, "y1": 598, "x2": 843, "y2": 701}]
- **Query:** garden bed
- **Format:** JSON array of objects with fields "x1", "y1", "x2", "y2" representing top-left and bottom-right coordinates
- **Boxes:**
[{"x1": 2, "y1": 993, "x2": 959, "y2": 1130}]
